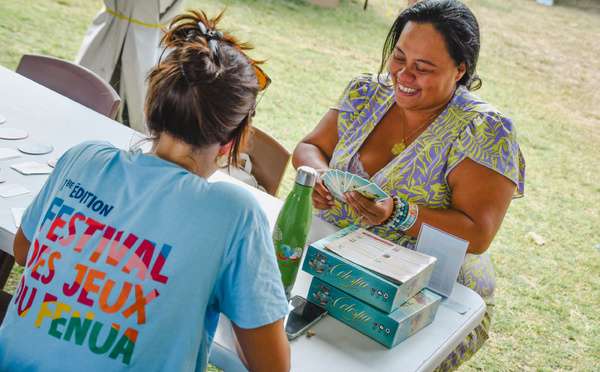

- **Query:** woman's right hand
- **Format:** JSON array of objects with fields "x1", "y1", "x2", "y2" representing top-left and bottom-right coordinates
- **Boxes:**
[{"x1": 312, "y1": 169, "x2": 336, "y2": 210}]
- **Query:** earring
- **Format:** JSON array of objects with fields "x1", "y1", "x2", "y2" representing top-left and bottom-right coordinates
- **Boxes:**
[{"x1": 216, "y1": 154, "x2": 230, "y2": 169}]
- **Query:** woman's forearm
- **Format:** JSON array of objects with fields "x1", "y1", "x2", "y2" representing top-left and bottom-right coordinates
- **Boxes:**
[
  {"x1": 292, "y1": 142, "x2": 331, "y2": 171},
  {"x1": 401, "y1": 205, "x2": 502, "y2": 255},
  {"x1": 399, "y1": 158, "x2": 516, "y2": 255},
  {"x1": 292, "y1": 109, "x2": 340, "y2": 172}
]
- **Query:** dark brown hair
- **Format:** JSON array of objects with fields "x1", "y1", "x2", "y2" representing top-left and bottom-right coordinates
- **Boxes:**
[
  {"x1": 379, "y1": 0, "x2": 482, "y2": 91},
  {"x1": 145, "y1": 10, "x2": 264, "y2": 164}
]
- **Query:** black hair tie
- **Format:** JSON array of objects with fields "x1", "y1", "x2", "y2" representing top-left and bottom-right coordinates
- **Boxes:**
[{"x1": 186, "y1": 21, "x2": 223, "y2": 55}]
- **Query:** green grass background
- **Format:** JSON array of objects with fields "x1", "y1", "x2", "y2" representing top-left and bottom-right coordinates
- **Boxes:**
[{"x1": 1, "y1": 0, "x2": 599, "y2": 370}]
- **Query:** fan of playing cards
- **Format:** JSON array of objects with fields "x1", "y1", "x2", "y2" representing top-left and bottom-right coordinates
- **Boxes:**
[{"x1": 321, "y1": 169, "x2": 390, "y2": 202}]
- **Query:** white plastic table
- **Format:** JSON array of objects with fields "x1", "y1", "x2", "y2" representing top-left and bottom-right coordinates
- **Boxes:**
[
  {"x1": 0, "y1": 65, "x2": 144, "y2": 256},
  {"x1": 0, "y1": 65, "x2": 486, "y2": 372},
  {"x1": 209, "y1": 196, "x2": 486, "y2": 372}
]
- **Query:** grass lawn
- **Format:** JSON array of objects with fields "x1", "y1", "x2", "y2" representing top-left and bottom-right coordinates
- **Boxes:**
[{"x1": 1, "y1": 0, "x2": 599, "y2": 370}]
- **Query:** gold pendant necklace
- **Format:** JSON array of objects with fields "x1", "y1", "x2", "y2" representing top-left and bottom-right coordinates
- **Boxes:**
[
  {"x1": 391, "y1": 107, "x2": 443, "y2": 156},
  {"x1": 391, "y1": 141, "x2": 407, "y2": 156}
]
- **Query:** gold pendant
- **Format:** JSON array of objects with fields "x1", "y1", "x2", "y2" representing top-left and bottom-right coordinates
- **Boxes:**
[{"x1": 391, "y1": 141, "x2": 406, "y2": 156}]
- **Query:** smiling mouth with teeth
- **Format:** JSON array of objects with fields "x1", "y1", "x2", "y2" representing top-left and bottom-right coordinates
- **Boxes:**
[{"x1": 398, "y1": 84, "x2": 419, "y2": 93}]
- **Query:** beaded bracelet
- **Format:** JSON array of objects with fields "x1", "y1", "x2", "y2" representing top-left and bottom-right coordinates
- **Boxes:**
[
  {"x1": 383, "y1": 195, "x2": 408, "y2": 229},
  {"x1": 397, "y1": 201, "x2": 418, "y2": 231},
  {"x1": 382, "y1": 195, "x2": 399, "y2": 226},
  {"x1": 382, "y1": 195, "x2": 418, "y2": 231}
]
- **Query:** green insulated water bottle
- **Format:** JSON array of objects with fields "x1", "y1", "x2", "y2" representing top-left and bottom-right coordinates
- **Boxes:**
[{"x1": 273, "y1": 166, "x2": 317, "y2": 297}]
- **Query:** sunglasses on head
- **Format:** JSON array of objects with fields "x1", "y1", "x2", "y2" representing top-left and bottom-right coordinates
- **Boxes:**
[
  {"x1": 253, "y1": 64, "x2": 271, "y2": 91},
  {"x1": 250, "y1": 64, "x2": 271, "y2": 116}
]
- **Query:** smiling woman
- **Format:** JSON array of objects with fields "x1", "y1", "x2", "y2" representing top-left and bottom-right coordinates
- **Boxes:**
[
  {"x1": 292, "y1": 0, "x2": 525, "y2": 370},
  {"x1": 389, "y1": 22, "x2": 465, "y2": 114}
]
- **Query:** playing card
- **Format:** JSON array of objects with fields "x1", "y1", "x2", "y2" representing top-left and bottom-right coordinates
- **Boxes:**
[
  {"x1": 322, "y1": 170, "x2": 390, "y2": 202},
  {"x1": 335, "y1": 170, "x2": 347, "y2": 194},
  {"x1": 321, "y1": 171, "x2": 338, "y2": 195},
  {"x1": 354, "y1": 183, "x2": 390, "y2": 202},
  {"x1": 320, "y1": 170, "x2": 331, "y2": 185},
  {"x1": 0, "y1": 184, "x2": 29, "y2": 198},
  {"x1": 326, "y1": 169, "x2": 342, "y2": 199},
  {"x1": 346, "y1": 173, "x2": 371, "y2": 192}
]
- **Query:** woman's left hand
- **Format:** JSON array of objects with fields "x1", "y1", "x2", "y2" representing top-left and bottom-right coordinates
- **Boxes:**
[{"x1": 342, "y1": 191, "x2": 394, "y2": 226}]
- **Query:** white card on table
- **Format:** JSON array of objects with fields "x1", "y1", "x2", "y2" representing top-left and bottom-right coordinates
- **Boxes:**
[
  {"x1": 11, "y1": 207, "x2": 25, "y2": 227},
  {"x1": 415, "y1": 223, "x2": 468, "y2": 298},
  {"x1": 0, "y1": 184, "x2": 30, "y2": 198},
  {"x1": 11, "y1": 161, "x2": 52, "y2": 175},
  {"x1": 0, "y1": 148, "x2": 22, "y2": 160}
]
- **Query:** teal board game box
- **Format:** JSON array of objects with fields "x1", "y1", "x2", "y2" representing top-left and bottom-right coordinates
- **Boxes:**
[
  {"x1": 307, "y1": 277, "x2": 441, "y2": 348},
  {"x1": 302, "y1": 225, "x2": 435, "y2": 313}
]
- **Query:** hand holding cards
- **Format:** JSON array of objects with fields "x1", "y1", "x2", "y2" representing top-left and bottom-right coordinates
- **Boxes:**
[{"x1": 321, "y1": 169, "x2": 389, "y2": 202}]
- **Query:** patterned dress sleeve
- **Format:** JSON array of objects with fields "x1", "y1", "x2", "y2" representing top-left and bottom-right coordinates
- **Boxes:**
[
  {"x1": 332, "y1": 72, "x2": 378, "y2": 114},
  {"x1": 331, "y1": 73, "x2": 384, "y2": 146},
  {"x1": 446, "y1": 110, "x2": 526, "y2": 198}
]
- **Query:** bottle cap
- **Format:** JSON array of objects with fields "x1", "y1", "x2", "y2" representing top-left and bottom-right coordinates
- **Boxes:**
[{"x1": 295, "y1": 166, "x2": 317, "y2": 187}]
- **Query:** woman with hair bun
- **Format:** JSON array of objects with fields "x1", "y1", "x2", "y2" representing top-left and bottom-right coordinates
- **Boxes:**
[
  {"x1": 0, "y1": 10, "x2": 290, "y2": 372},
  {"x1": 293, "y1": 0, "x2": 525, "y2": 370}
]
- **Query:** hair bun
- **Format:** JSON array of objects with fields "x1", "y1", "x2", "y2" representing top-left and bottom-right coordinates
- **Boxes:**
[
  {"x1": 180, "y1": 47, "x2": 220, "y2": 84},
  {"x1": 146, "y1": 9, "x2": 260, "y2": 167}
]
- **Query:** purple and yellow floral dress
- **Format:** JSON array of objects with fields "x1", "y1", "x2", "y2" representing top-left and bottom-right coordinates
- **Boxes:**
[{"x1": 315, "y1": 73, "x2": 525, "y2": 370}]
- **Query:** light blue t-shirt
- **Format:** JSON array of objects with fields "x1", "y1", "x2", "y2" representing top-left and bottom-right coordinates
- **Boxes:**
[{"x1": 0, "y1": 141, "x2": 289, "y2": 371}]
